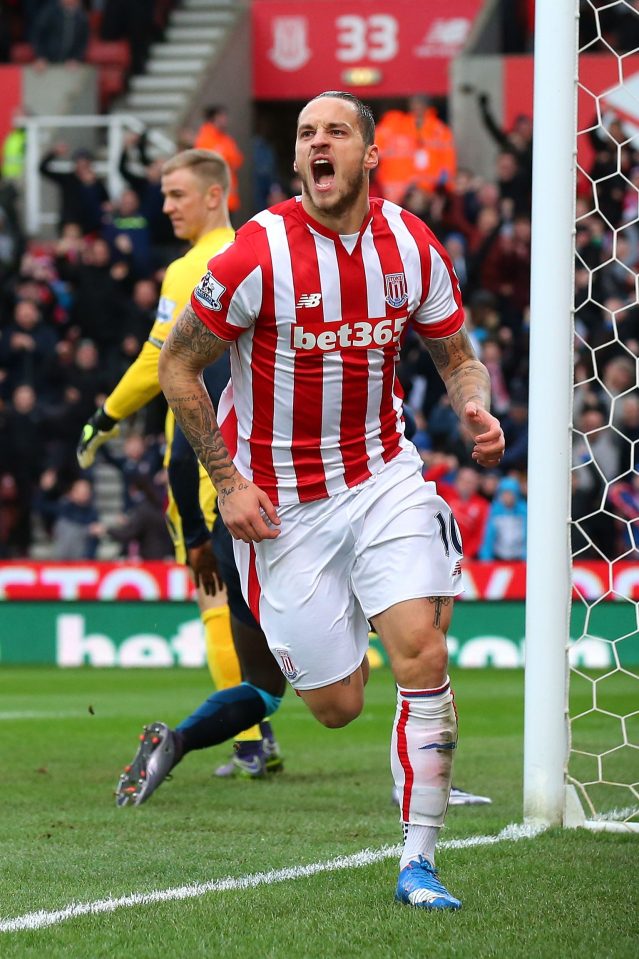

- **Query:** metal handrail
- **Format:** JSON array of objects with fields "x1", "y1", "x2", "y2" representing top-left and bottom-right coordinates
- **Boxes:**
[{"x1": 19, "y1": 113, "x2": 175, "y2": 236}]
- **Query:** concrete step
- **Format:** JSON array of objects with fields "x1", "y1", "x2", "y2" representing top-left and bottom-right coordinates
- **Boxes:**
[
  {"x1": 130, "y1": 74, "x2": 197, "y2": 92},
  {"x1": 164, "y1": 26, "x2": 224, "y2": 43},
  {"x1": 171, "y1": 9, "x2": 235, "y2": 26},
  {"x1": 97, "y1": 540, "x2": 122, "y2": 560},
  {"x1": 127, "y1": 91, "x2": 188, "y2": 109},
  {"x1": 147, "y1": 58, "x2": 207, "y2": 74},
  {"x1": 184, "y1": 0, "x2": 235, "y2": 7},
  {"x1": 123, "y1": 108, "x2": 177, "y2": 126},
  {"x1": 150, "y1": 42, "x2": 217, "y2": 59}
]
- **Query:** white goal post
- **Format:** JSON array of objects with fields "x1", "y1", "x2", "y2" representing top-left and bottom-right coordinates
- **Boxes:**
[{"x1": 524, "y1": 0, "x2": 638, "y2": 833}]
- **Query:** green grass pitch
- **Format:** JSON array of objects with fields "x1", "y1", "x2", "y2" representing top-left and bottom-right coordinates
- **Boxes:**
[{"x1": 0, "y1": 666, "x2": 637, "y2": 958}]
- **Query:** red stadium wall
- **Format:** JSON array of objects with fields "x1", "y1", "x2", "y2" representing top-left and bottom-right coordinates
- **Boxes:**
[
  {"x1": 0, "y1": 66, "x2": 23, "y2": 146},
  {"x1": 1, "y1": 560, "x2": 636, "y2": 601}
]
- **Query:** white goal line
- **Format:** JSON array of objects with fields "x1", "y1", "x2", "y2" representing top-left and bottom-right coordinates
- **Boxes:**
[{"x1": 0, "y1": 823, "x2": 544, "y2": 934}]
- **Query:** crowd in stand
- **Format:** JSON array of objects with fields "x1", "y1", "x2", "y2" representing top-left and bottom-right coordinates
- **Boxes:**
[
  {"x1": 0, "y1": 1, "x2": 175, "y2": 74},
  {"x1": 0, "y1": 44, "x2": 637, "y2": 561}
]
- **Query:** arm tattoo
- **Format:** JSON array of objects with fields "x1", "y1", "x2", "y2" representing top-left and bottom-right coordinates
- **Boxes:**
[
  {"x1": 163, "y1": 304, "x2": 227, "y2": 366},
  {"x1": 159, "y1": 306, "x2": 242, "y2": 498},
  {"x1": 421, "y1": 327, "x2": 491, "y2": 418},
  {"x1": 428, "y1": 596, "x2": 452, "y2": 630}
]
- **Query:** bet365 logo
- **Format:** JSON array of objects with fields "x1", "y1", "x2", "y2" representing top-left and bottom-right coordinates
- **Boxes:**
[{"x1": 291, "y1": 315, "x2": 408, "y2": 353}]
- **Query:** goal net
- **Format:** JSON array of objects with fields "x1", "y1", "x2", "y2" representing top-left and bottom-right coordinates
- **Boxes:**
[
  {"x1": 524, "y1": 0, "x2": 638, "y2": 832},
  {"x1": 569, "y1": 0, "x2": 639, "y2": 830}
]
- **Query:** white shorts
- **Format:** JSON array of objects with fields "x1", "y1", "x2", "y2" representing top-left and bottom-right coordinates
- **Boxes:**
[{"x1": 233, "y1": 451, "x2": 463, "y2": 690}]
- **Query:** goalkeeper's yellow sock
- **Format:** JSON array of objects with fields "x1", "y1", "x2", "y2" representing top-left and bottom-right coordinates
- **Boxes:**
[{"x1": 201, "y1": 605, "x2": 261, "y2": 743}]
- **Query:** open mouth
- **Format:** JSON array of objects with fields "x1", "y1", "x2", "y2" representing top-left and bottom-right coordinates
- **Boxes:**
[{"x1": 312, "y1": 158, "x2": 335, "y2": 191}]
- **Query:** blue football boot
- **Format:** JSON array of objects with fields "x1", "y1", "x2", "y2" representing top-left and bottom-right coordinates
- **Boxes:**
[{"x1": 395, "y1": 856, "x2": 462, "y2": 910}]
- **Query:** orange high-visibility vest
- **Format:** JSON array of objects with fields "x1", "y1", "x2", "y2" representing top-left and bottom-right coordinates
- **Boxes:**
[
  {"x1": 194, "y1": 123, "x2": 244, "y2": 212},
  {"x1": 376, "y1": 107, "x2": 456, "y2": 202}
]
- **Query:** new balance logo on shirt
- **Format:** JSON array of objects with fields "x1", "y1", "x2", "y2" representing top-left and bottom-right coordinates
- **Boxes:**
[{"x1": 295, "y1": 293, "x2": 322, "y2": 308}]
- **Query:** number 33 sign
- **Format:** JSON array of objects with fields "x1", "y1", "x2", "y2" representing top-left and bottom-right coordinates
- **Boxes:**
[{"x1": 253, "y1": 0, "x2": 480, "y2": 98}]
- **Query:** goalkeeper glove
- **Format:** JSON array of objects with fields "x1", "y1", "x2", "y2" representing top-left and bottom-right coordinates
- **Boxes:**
[{"x1": 76, "y1": 407, "x2": 120, "y2": 469}]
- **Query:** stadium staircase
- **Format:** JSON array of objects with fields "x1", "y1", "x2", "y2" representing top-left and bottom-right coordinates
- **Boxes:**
[
  {"x1": 30, "y1": 440, "x2": 126, "y2": 561},
  {"x1": 120, "y1": 0, "x2": 240, "y2": 134}
]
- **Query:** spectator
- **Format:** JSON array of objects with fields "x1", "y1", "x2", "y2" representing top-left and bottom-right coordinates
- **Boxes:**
[
  {"x1": 2, "y1": 382, "x2": 46, "y2": 484},
  {"x1": 426, "y1": 395, "x2": 468, "y2": 460},
  {"x1": 0, "y1": 472, "x2": 30, "y2": 558},
  {"x1": 65, "y1": 238, "x2": 131, "y2": 375},
  {"x1": 571, "y1": 406, "x2": 620, "y2": 559},
  {"x1": 375, "y1": 95, "x2": 456, "y2": 202},
  {"x1": 607, "y1": 473, "x2": 639, "y2": 556},
  {"x1": 95, "y1": 475, "x2": 172, "y2": 560},
  {"x1": 39, "y1": 144, "x2": 109, "y2": 235},
  {"x1": 480, "y1": 214, "x2": 531, "y2": 333},
  {"x1": 1, "y1": 112, "x2": 26, "y2": 182},
  {"x1": 479, "y1": 476, "x2": 528, "y2": 560},
  {"x1": 0, "y1": 298, "x2": 58, "y2": 392},
  {"x1": 100, "y1": 0, "x2": 156, "y2": 74},
  {"x1": 118, "y1": 133, "x2": 177, "y2": 258},
  {"x1": 614, "y1": 393, "x2": 639, "y2": 475},
  {"x1": 97, "y1": 432, "x2": 164, "y2": 509},
  {"x1": 0, "y1": 382, "x2": 46, "y2": 553},
  {"x1": 194, "y1": 106, "x2": 244, "y2": 213},
  {"x1": 101, "y1": 188, "x2": 153, "y2": 279},
  {"x1": 0, "y1": 208, "x2": 18, "y2": 281},
  {"x1": 36, "y1": 473, "x2": 101, "y2": 559},
  {"x1": 32, "y1": 0, "x2": 89, "y2": 69},
  {"x1": 499, "y1": 390, "x2": 529, "y2": 473},
  {"x1": 573, "y1": 405, "x2": 620, "y2": 486},
  {"x1": 480, "y1": 338, "x2": 511, "y2": 416},
  {"x1": 424, "y1": 460, "x2": 490, "y2": 559},
  {"x1": 125, "y1": 277, "x2": 161, "y2": 346},
  {"x1": 477, "y1": 92, "x2": 533, "y2": 180},
  {"x1": 252, "y1": 128, "x2": 279, "y2": 212}
]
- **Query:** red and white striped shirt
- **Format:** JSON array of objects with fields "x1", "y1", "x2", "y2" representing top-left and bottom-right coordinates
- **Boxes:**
[{"x1": 191, "y1": 196, "x2": 464, "y2": 506}]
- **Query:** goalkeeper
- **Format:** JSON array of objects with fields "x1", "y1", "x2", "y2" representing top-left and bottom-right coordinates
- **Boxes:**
[{"x1": 77, "y1": 148, "x2": 284, "y2": 777}]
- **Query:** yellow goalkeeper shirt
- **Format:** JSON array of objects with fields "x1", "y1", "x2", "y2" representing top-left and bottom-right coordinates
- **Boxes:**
[{"x1": 103, "y1": 226, "x2": 235, "y2": 421}]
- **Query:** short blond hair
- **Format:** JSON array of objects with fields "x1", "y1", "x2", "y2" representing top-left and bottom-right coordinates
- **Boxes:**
[{"x1": 162, "y1": 148, "x2": 230, "y2": 195}]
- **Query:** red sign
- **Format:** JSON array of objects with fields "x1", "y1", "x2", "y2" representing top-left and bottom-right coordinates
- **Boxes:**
[
  {"x1": 0, "y1": 66, "x2": 23, "y2": 148},
  {"x1": 252, "y1": 0, "x2": 483, "y2": 99},
  {"x1": 1, "y1": 561, "x2": 637, "y2": 602},
  {"x1": 0, "y1": 562, "x2": 197, "y2": 602},
  {"x1": 502, "y1": 54, "x2": 639, "y2": 194}
]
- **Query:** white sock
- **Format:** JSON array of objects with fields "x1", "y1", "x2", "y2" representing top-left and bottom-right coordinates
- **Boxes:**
[
  {"x1": 400, "y1": 824, "x2": 440, "y2": 870},
  {"x1": 391, "y1": 678, "x2": 457, "y2": 859}
]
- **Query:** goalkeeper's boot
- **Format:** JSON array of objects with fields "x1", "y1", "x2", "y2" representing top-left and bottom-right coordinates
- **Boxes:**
[
  {"x1": 260, "y1": 721, "x2": 284, "y2": 774},
  {"x1": 115, "y1": 722, "x2": 180, "y2": 807},
  {"x1": 214, "y1": 741, "x2": 266, "y2": 779},
  {"x1": 77, "y1": 411, "x2": 120, "y2": 469},
  {"x1": 391, "y1": 784, "x2": 491, "y2": 807},
  {"x1": 395, "y1": 857, "x2": 462, "y2": 911},
  {"x1": 449, "y1": 785, "x2": 492, "y2": 806}
]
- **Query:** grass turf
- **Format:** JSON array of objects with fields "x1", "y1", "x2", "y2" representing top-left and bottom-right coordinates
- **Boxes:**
[{"x1": 0, "y1": 666, "x2": 637, "y2": 958}]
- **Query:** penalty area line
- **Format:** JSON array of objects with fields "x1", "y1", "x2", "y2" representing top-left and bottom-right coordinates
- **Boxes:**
[{"x1": 0, "y1": 823, "x2": 544, "y2": 934}]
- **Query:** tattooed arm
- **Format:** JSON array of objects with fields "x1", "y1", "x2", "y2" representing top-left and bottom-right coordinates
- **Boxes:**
[
  {"x1": 420, "y1": 326, "x2": 505, "y2": 468},
  {"x1": 158, "y1": 305, "x2": 280, "y2": 542}
]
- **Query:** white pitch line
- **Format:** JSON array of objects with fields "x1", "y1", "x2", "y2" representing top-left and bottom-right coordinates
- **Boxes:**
[
  {"x1": 0, "y1": 823, "x2": 544, "y2": 934},
  {"x1": 0, "y1": 712, "x2": 83, "y2": 721}
]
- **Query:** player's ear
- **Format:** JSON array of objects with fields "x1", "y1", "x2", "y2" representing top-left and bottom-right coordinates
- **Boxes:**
[
  {"x1": 293, "y1": 160, "x2": 298, "y2": 172},
  {"x1": 364, "y1": 144, "x2": 379, "y2": 171},
  {"x1": 206, "y1": 183, "x2": 223, "y2": 209}
]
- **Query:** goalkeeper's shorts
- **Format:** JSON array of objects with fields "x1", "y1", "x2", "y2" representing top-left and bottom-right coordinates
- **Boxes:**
[{"x1": 212, "y1": 515, "x2": 258, "y2": 629}]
